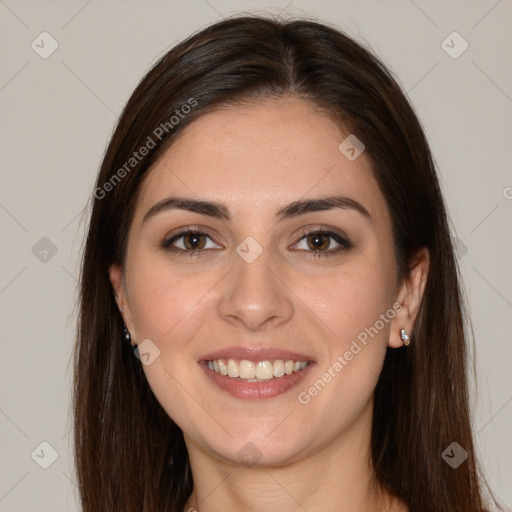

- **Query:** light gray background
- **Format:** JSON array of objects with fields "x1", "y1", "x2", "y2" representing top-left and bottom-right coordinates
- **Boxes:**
[{"x1": 1, "y1": 1, "x2": 511, "y2": 511}]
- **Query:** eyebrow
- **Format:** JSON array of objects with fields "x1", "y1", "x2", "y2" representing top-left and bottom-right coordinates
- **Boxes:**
[{"x1": 142, "y1": 195, "x2": 372, "y2": 223}]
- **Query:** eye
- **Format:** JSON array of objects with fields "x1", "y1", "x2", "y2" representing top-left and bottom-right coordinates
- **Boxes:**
[
  {"x1": 292, "y1": 228, "x2": 352, "y2": 258},
  {"x1": 162, "y1": 229, "x2": 221, "y2": 254},
  {"x1": 161, "y1": 227, "x2": 352, "y2": 258}
]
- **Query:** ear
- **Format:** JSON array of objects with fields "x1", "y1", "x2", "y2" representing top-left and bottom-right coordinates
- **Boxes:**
[
  {"x1": 388, "y1": 247, "x2": 430, "y2": 348},
  {"x1": 109, "y1": 263, "x2": 137, "y2": 341}
]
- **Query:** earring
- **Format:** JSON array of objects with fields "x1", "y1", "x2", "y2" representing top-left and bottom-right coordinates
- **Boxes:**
[
  {"x1": 400, "y1": 329, "x2": 410, "y2": 346},
  {"x1": 123, "y1": 324, "x2": 133, "y2": 346}
]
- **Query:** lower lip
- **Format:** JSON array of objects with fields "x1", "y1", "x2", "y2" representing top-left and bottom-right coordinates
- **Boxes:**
[{"x1": 199, "y1": 361, "x2": 315, "y2": 400}]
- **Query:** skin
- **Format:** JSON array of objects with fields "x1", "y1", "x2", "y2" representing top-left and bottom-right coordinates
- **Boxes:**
[{"x1": 110, "y1": 96, "x2": 429, "y2": 512}]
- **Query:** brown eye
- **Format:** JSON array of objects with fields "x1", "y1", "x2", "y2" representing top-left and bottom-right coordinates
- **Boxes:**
[
  {"x1": 306, "y1": 233, "x2": 331, "y2": 251},
  {"x1": 182, "y1": 232, "x2": 206, "y2": 250},
  {"x1": 292, "y1": 229, "x2": 353, "y2": 258},
  {"x1": 162, "y1": 229, "x2": 221, "y2": 254}
]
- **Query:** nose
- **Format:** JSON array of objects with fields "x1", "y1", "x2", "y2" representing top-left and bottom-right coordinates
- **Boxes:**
[{"x1": 218, "y1": 252, "x2": 294, "y2": 331}]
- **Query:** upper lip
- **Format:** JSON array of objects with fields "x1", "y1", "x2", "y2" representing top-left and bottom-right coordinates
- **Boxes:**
[{"x1": 199, "y1": 346, "x2": 315, "y2": 363}]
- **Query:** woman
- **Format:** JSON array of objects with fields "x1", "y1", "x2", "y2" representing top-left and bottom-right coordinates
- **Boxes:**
[{"x1": 73, "y1": 14, "x2": 499, "y2": 512}]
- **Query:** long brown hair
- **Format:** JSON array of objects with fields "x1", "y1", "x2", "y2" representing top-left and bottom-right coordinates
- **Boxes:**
[{"x1": 73, "y1": 14, "x2": 499, "y2": 511}]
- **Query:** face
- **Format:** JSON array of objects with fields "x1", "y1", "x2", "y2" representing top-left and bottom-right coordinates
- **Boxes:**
[{"x1": 110, "y1": 96, "x2": 422, "y2": 467}]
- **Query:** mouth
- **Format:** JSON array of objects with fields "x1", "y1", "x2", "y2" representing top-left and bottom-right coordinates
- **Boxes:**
[{"x1": 198, "y1": 347, "x2": 316, "y2": 399}]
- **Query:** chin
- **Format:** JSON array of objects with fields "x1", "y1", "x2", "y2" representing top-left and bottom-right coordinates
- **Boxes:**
[{"x1": 201, "y1": 428, "x2": 311, "y2": 469}]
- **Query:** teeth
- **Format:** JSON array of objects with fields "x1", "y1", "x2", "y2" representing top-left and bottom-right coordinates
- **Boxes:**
[
  {"x1": 256, "y1": 361, "x2": 273, "y2": 380},
  {"x1": 239, "y1": 360, "x2": 256, "y2": 379},
  {"x1": 273, "y1": 359, "x2": 285, "y2": 378},
  {"x1": 227, "y1": 359, "x2": 239, "y2": 378},
  {"x1": 207, "y1": 358, "x2": 309, "y2": 380},
  {"x1": 218, "y1": 359, "x2": 228, "y2": 376}
]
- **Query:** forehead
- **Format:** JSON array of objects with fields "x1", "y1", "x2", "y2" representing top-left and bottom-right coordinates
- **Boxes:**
[{"x1": 135, "y1": 97, "x2": 388, "y2": 223}]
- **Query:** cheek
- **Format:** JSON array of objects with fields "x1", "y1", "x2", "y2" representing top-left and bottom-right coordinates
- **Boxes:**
[
  {"x1": 126, "y1": 252, "x2": 218, "y2": 347},
  {"x1": 308, "y1": 260, "x2": 395, "y2": 350},
  {"x1": 295, "y1": 259, "x2": 394, "y2": 417},
  {"x1": 125, "y1": 257, "x2": 221, "y2": 434}
]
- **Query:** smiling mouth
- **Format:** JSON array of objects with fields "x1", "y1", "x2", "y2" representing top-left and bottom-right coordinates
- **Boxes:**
[{"x1": 206, "y1": 358, "x2": 310, "y2": 381}]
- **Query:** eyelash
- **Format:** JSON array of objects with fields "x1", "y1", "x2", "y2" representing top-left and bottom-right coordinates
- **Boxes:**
[
  {"x1": 296, "y1": 228, "x2": 353, "y2": 258},
  {"x1": 161, "y1": 227, "x2": 353, "y2": 259}
]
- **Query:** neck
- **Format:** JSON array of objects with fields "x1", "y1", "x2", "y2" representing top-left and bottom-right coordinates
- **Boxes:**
[{"x1": 182, "y1": 401, "x2": 403, "y2": 512}]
